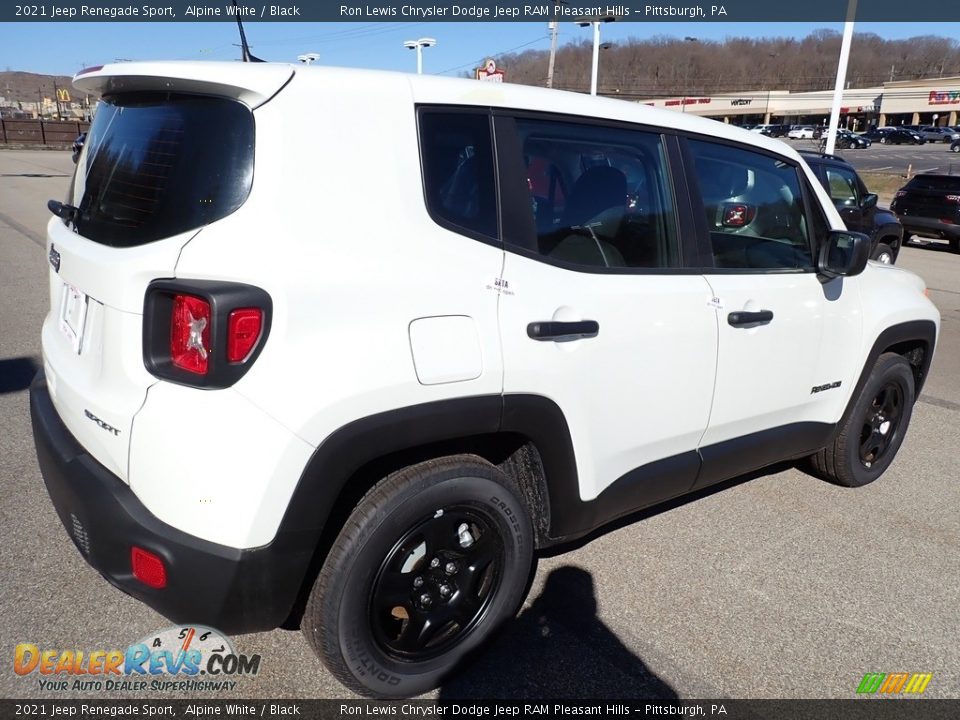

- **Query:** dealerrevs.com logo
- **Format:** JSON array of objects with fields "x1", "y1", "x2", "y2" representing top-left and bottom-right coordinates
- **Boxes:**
[{"x1": 14, "y1": 626, "x2": 261, "y2": 692}]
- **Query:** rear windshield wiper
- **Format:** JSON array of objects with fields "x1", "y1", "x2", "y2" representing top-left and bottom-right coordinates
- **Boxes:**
[{"x1": 47, "y1": 199, "x2": 79, "y2": 224}]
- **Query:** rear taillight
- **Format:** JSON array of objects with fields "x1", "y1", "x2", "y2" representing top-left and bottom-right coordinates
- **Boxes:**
[
  {"x1": 895, "y1": 191, "x2": 907, "y2": 198},
  {"x1": 227, "y1": 308, "x2": 263, "y2": 363},
  {"x1": 945, "y1": 195, "x2": 960, "y2": 204},
  {"x1": 170, "y1": 294, "x2": 211, "y2": 374},
  {"x1": 144, "y1": 280, "x2": 272, "y2": 389}
]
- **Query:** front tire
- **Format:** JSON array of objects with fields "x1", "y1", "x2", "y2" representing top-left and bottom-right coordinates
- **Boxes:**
[
  {"x1": 872, "y1": 242, "x2": 895, "y2": 264},
  {"x1": 808, "y1": 353, "x2": 915, "y2": 487},
  {"x1": 302, "y1": 455, "x2": 534, "y2": 698}
]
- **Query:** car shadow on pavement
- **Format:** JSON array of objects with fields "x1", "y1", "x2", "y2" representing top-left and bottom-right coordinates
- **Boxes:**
[
  {"x1": 0, "y1": 356, "x2": 39, "y2": 394},
  {"x1": 438, "y1": 566, "x2": 678, "y2": 699}
]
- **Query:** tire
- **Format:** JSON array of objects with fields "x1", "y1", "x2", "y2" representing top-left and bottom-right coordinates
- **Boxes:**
[
  {"x1": 302, "y1": 455, "x2": 534, "y2": 698},
  {"x1": 879, "y1": 136, "x2": 887, "y2": 144},
  {"x1": 847, "y1": 141, "x2": 857, "y2": 150},
  {"x1": 872, "y1": 242, "x2": 895, "y2": 264},
  {"x1": 951, "y1": 143, "x2": 960, "y2": 153},
  {"x1": 808, "y1": 353, "x2": 915, "y2": 487}
]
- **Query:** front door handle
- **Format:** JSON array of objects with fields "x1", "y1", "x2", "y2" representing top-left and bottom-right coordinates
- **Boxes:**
[
  {"x1": 527, "y1": 320, "x2": 600, "y2": 341},
  {"x1": 727, "y1": 310, "x2": 773, "y2": 327}
]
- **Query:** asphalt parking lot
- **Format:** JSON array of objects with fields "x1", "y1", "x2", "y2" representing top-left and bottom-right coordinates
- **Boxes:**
[
  {"x1": 782, "y1": 136, "x2": 960, "y2": 174},
  {"x1": 1, "y1": 149, "x2": 959, "y2": 701}
]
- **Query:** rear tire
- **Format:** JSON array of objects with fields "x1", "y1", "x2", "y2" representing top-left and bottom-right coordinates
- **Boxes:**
[
  {"x1": 302, "y1": 455, "x2": 534, "y2": 698},
  {"x1": 808, "y1": 353, "x2": 915, "y2": 487}
]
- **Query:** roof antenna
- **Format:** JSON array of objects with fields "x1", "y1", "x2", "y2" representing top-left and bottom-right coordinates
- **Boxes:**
[{"x1": 233, "y1": 0, "x2": 265, "y2": 62}]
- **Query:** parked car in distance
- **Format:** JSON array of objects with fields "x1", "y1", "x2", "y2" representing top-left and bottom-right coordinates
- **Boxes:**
[
  {"x1": 801, "y1": 151, "x2": 903, "y2": 263},
  {"x1": 755, "y1": 123, "x2": 791, "y2": 138},
  {"x1": 918, "y1": 126, "x2": 960, "y2": 143},
  {"x1": 821, "y1": 130, "x2": 872, "y2": 150},
  {"x1": 891, "y1": 173, "x2": 960, "y2": 252},
  {"x1": 788, "y1": 125, "x2": 818, "y2": 139},
  {"x1": 863, "y1": 128, "x2": 924, "y2": 145}
]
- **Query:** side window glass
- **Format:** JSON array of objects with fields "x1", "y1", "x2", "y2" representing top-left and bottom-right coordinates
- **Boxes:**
[
  {"x1": 825, "y1": 167, "x2": 859, "y2": 208},
  {"x1": 689, "y1": 139, "x2": 814, "y2": 270},
  {"x1": 419, "y1": 110, "x2": 497, "y2": 240},
  {"x1": 514, "y1": 118, "x2": 679, "y2": 270}
]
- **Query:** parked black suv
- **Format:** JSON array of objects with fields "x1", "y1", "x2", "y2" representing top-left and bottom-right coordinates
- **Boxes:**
[
  {"x1": 890, "y1": 173, "x2": 960, "y2": 253},
  {"x1": 800, "y1": 152, "x2": 903, "y2": 263}
]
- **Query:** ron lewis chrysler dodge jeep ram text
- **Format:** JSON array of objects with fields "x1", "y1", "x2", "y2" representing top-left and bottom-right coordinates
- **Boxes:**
[{"x1": 31, "y1": 61, "x2": 939, "y2": 698}]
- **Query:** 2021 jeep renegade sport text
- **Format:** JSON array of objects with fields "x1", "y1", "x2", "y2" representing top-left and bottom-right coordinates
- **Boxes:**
[{"x1": 31, "y1": 61, "x2": 939, "y2": 698}]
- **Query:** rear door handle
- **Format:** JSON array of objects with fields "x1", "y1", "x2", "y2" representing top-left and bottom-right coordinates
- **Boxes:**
[
  {"x1": 727, "y1": 310, "x2": 774, "y2": 327},
  {"x1": 527, "y1": 320, "x2": 600, "y2": 341}
]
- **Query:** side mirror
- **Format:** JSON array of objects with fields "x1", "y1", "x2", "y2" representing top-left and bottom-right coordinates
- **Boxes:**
[
  {"x1": 860, "y1": 193, "x2": 878, "y2": 210},
  {"x1": 71, "y1": 132, "x2": 87, "y2": 165},
  {"x1": 818, "y1": 230, "x2": 870, "y2": 280}
]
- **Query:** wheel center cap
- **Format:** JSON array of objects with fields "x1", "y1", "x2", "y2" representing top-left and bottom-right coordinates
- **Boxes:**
[{"x1": 879, "y1": 420, "x2": 891, "y2": 435}]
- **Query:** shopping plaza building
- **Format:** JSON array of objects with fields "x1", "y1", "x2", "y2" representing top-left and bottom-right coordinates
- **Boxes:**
[{"x1": 639, "y1": 75, "x2": 960, "y2": 129}]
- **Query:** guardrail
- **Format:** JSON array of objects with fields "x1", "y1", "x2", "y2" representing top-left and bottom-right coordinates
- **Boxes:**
[{"x1": 0, "y1": 119, "x2": 90, "y2": 146}]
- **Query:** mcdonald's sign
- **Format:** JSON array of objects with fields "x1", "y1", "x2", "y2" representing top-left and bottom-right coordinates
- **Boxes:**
[{"x1": 56, "y1": 88, "x2": 71, "y2": 103}]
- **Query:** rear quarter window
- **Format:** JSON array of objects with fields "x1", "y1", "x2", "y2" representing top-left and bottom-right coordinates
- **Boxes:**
[
  {"x1": 68, "y1": 93, "x2": 254, "y2": 247},
  {"x1": 905, "y1": 175, "x2": 960, "y2": 192}
]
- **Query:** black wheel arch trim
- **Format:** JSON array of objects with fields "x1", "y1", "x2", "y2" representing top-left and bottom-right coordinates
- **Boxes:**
[
  {"x1": 282, "y1": 317, "x2": 935, "y2": 590},
  {"x1": 838, "y1": 320, "x2": 936, "y2": 431}
]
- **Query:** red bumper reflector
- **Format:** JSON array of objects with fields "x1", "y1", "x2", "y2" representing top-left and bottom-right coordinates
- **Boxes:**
[{"x1": 131, "y1": 547, "x2": 167, "y2": 589}]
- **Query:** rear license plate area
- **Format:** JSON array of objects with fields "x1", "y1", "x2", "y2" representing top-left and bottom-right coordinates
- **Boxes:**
[{"x1": 58, "y1": 281, "x2": 89, "y2": 354}]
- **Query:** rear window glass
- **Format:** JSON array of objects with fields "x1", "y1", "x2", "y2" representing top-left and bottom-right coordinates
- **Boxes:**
[
  {"x1": 905, "y1": 175, "x2": 960, "y2": 192},
  {"x1": 67, "y1": 93, "x2": 254, "y2": 247}
]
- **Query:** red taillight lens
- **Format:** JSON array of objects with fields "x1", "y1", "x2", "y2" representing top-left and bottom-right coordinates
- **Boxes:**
[
  {"x1": 945, "y1": 195, "x2": 960, "y2": 203},
  {"x1": 227, "y1": 308, "x2": 263, "y2": 362},
  {"x1": 170, "y1": 294, "x2": 211, "y2": 375},
  {"x1": 131, "y1": 547, "x2": 167, "y2": 589}
]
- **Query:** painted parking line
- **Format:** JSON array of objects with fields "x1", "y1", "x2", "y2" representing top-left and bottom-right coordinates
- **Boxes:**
[
  {"x1": 870, "y1": 166, "x2": 893, "y2": 171},
  {"x1": 917, "y1": 167, "x2": 940, "y2": 173}
]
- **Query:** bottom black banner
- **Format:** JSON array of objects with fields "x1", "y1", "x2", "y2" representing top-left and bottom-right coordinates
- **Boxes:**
[{"x1": 3, "y1": 700, "x2": 960, "y2": 720}]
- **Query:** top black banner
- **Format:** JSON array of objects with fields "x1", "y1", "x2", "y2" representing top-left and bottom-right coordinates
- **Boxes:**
[{"x1": 4, "y1": 0, "x2": 960, "y2": 23}]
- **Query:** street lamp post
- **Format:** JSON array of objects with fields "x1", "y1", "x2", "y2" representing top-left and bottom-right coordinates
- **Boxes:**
[
  {"x1": 403, "y1": 38, "x2": 437, "y2": 75},
  {"x1": 577, "y1": 16, "x2": 615, "y2": 96}
]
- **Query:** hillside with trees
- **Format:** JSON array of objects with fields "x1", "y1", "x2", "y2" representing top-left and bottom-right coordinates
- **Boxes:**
[{"x1": 489, "y1": 30, "x2": 960, "y2": 98}]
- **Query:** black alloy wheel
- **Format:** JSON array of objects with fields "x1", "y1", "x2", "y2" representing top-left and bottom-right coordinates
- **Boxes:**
[
  {"x1": 859, "y1": 382, "x2": 904, "y2": 468},
  {"x1": 302, "y1": 455, "x2": 534, "y2": 698},
  {"x1": 370, "y1": 504, "x2": 504, "y2": 661}
]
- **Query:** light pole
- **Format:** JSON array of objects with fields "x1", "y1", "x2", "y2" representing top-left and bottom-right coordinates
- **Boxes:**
[
  {"x1": 576, "y1": 16, "x2": 615, "y2": 96},
  {"x1": 681, "y1": 37, "x2": 697, "y2": 113},
  {"x1": 403, "y1": 38, "x2": 436, "y2": 75}
]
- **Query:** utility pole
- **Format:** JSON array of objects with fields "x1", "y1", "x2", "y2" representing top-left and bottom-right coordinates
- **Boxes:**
[
  {"x1": 546, "y1": 20, "x2": 559, "y2": 88},
  {"x1": 37, "y1": 87, "x2": 43, "y2": 119}
]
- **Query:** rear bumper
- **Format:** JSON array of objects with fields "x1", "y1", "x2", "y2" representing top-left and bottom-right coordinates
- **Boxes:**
[
  {"x1": 29, "y1": 370, "x2": 314, "y2": 634},
  {"x1": 897, "y1": 215, "x2": 960, "y2": 240}
]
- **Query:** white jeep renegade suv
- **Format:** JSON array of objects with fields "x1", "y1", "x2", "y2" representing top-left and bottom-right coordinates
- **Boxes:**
[{"x1": 31, "y1": 61, "x2": 939, "y2": 698}]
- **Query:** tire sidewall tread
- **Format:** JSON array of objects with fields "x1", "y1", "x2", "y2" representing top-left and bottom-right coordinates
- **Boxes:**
[{"x1": 302, "y1": 455, "x2": 533, "y2": 698}]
